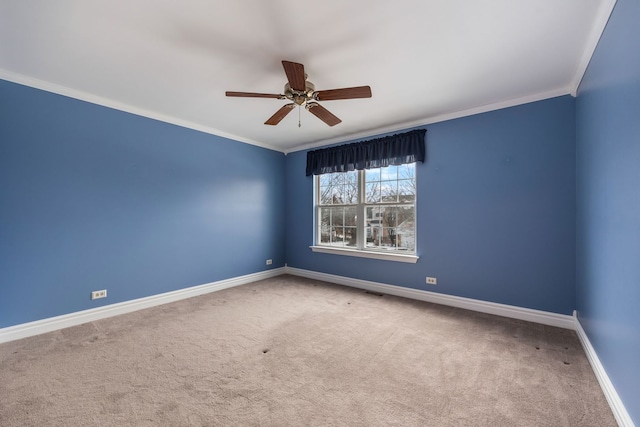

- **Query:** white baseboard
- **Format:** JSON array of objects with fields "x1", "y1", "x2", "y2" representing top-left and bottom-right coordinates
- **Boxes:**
[
  {"x1": 284, "y1": 267, "x2": 575, "y2": 329},
  {"x1": 573, "y1": 312, "x2": 635, "y2": 427},
  {"x1": 0, "y1": 268, "x2": 285, "y2": 344}
]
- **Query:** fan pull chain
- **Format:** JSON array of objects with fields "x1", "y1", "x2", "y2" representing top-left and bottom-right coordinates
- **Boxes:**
[{"x1": 298, "y1": 106, "x2": 301, "y2": 128}]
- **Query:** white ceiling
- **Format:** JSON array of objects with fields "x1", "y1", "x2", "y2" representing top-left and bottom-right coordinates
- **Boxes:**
[{"x1": 0, "y1": 0, "x2": 615, "y2": 153}]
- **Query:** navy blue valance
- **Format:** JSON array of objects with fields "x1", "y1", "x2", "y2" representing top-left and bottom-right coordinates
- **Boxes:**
[{"x1": 305, "y1": 129, "x2": 426, "y2": 176}]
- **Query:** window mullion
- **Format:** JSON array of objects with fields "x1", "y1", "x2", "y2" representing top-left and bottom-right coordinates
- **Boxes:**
[{"x1": 356, "y1": 170, "x2": 366, "y2": 250}]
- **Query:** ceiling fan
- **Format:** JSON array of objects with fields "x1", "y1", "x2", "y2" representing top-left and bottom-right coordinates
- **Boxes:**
[{"x1": 226, "y1": 60, "x2": 372, "y2": 127}]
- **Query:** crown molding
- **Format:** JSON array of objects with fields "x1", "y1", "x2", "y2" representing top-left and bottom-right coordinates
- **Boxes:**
[
  {"x1": 285, "y1": 87, "x2": 571, "y2": 154},
  {"x1": 0, "y1": 68, "x2": 284, "y2": 153},
  {"x1": 570, "y1": 0, "x2": 618, "y2": 96},
  {"x1": 1, "y1": 67, "x2": 583, "y2": 155}
]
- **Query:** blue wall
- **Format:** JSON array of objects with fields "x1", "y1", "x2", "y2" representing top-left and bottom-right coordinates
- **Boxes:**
[
  {"x1": 286, "y1": 96, "x2": 577, "y2": 314},
  {"x1": 576, "y1": 0, "x2": 640, "y2": 423},
  {"x1": 0, "y1": 80, "x2": 286, "y2": 328}
]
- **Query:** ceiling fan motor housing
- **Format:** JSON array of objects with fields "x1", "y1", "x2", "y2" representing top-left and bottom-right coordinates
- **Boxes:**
[{"x1": 284, "y1": 81, "x2": 316, "y2": 105}]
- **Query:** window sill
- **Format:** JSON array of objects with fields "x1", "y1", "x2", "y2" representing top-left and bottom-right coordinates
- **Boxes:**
[{"x1": 309, "y1": 246, "x2": 419, "y2": 263}]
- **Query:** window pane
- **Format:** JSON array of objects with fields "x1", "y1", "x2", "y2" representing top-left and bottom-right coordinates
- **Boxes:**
[
  {"x1": 319, "y1": 207, "x2": 330, "y2": 243},
  {"x1": 386, "y1": 207, "x2": 399, "y2": 228},
  {"x1": 332, "y1": 206, "x2": 344, "y2": 226},
  {"x1": 366, "y1": 228, "x2": 381, "y2": 247},
  {"x1": 383, "y1": 226, "x2": 396, "y2": 248},
  {"x1": 330, "y1": 226, "x2": 344, "y2": 246},
  {"x1": 396, "y1": 205, "x2": 415, "y2": 251},
  {"x1": 381, "y1": 180, "x2": 398, "y2": 202},
  {"x1": 365, "y1": 182, "x2": 381, "y2": 203},
  {"x1": 318, "y1": 206, "x2": 362, "y2": 248},
  {"x1": 344, "y1": 171, "x2": 357, "y2": 185},
  {"x1": 364, "y1": 205, "x2": 415, "y2": 251},
  {"x1": 344, "y1": 227, "x2": 357, "y2": 247},
  {"x1": 319, "y1": 174, "x2": 333, "y2": 187},
  {"x1": 382, "y1": 165, "x2": 398, "y2": 180},
  {"x1": 365, "y1": 168, "x2": 380, "y2": 181},
  {"x1": 319, "y1": 172, "x2": 357, "y2": 206},
  {"x1": 332, "y1": 186, "x2": 345, "y2": 204},
  {"x1": 366, "y1": 206, "x2": 383, "y2": 224},
  {"x1": 343, "y1": 171, "x2": 357, "y2": 204},
  {"x1": 366, "y1": 206, "x2": 382, "y2": 246},
  {"x1": 398, "y1": 163, "x2": 414, "y2": 179},
  {"x1": 319, "y1": 185, "x2": 333, "y2": 204},
  {"x1": 344, "y1": 206, "x2": 357, "y2": 226},
  {"x1": 343, "y1": 184, "x2": 357, "y2": 204},
  {"x1": 398, "y1": 179, "x2": 416, "y2": 202}
]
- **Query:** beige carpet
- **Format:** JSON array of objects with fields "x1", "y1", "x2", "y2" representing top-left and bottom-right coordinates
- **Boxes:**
[{"x1": 0, "y1": 275, "x2": 616, "y2": 426}]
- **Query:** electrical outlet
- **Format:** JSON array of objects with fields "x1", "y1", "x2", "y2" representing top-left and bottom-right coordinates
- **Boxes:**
[
  {"x1": 266, "y1": 259, "x2": 272, "y2": 265},
  {"x1": 91, "y1": 289, "x2": 107, "y2": 300},
  {"x1": 426, "y1": 277, "x2": 437, "y2": 285}
]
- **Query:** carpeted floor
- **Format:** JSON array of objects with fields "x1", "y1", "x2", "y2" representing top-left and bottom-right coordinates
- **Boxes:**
[{"x1": 0, "y1": 275, "x2": 616, "y2": 426}]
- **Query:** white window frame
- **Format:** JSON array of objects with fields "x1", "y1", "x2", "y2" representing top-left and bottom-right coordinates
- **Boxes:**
[{"x1": 310, "y1": 165, "x2": 419, "y2": 264}]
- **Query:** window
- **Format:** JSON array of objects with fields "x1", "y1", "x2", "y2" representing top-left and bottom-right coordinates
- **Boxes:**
[{"x1": 314, "y1": 163, "x2": 417, "y2": 261}]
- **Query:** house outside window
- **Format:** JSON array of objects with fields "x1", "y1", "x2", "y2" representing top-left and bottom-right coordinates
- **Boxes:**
[{"x1": 315, "y1": 163, "x2": 416, "y2": 257}]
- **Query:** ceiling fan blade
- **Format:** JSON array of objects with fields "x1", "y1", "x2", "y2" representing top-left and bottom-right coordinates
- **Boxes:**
[
  {"x1": 265, "y1": 103, "x2": 296, "y2": 125},
  {"x1": 307, "y1": 102, "x2": 342, "y2": 126},
  {"x1": 226, "y1": 91, "x2": 283, "y2": 99},
  {"x1": 315, "y1": 86, "x2": 372, "y2": 101},
  {"x1": 282, "y1": 60, "x2": 306, "y2": 92}
]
